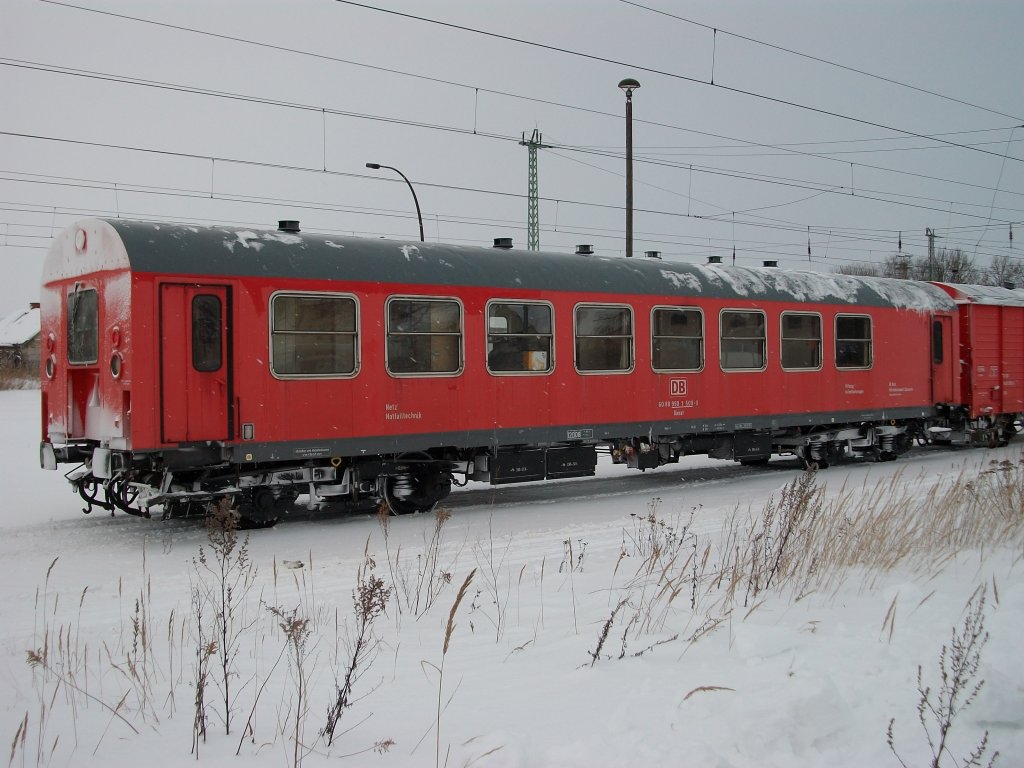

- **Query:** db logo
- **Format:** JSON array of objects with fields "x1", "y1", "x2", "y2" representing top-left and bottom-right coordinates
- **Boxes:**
[{"x1": 670, "y1": 379, "x2": 687, "y2": 396}]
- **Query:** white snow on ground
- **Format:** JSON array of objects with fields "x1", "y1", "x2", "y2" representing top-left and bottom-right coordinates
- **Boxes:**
[{"x1": 1, "y1": 388, "x2": 1021, "y2": 767}]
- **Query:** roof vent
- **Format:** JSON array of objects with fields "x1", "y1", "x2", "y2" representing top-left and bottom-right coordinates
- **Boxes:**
[
  {"x1": 763, "y1": 260, "x2": 779, "y2": 268},
  {"x1": 576, "y1": 244, "x2": 594, "y2": 256},
  {"x1": 278, "y1": 220, "x2": 301, "y2": 233},
  {"x1": 645, "y1": 250, "x2": 662, "y2": 260},
  {"x1": 493, "y1": 237, "x2": 513, "y2": 249},
  {"x1": 707, "y1": 255, "x2": 723, "y2": 265}
]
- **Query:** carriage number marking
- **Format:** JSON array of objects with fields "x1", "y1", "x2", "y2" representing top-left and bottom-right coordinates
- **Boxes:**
[{"x1": 567, "y1": 429, "x2": 594, "y2": 440}]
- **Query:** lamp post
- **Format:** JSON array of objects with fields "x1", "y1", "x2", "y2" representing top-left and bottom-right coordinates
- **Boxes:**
[
  {"x1": 618, "y1": 78, "x2": 640, "y2": 257},
  {"x1": 365, "y1": 162, "x2": 424, "y2": 242}
]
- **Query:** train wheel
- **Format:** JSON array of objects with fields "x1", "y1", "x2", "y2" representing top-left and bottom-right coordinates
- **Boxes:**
[
  {"x1": 236, "y1": 488, "x2": 281, "y2": 529},
  {"x1": 383, "y1": 477, "x2": 429, "y2": 515},
  {"x1": 382, "y1": 462, "x2": 452, "y2": 516}
]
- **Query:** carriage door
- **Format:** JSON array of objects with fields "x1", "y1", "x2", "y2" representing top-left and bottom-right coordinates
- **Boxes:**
[
  {"x1": 930, "y1": 314, "x2": 955, "y2": 404},
  {"x1": 160, "y1": 284, "x2": 232, "y2": 443}
]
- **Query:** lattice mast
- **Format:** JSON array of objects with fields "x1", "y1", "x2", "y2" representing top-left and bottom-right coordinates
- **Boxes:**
[{"x1": 519, "y1": 129, "x2": 549, "y2": 251}]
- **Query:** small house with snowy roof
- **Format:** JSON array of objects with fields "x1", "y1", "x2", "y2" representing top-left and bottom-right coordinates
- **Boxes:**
[{"x1": 0, "y1": 304, "x2": 40, "y2": 372}]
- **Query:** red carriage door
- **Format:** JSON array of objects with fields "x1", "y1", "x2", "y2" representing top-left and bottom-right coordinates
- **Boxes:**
[
  {"x1": 160, "y1": 284, "x2": 232, "y2": 443},
  {"x1": 1002, "y1": 306, "x2": 1024, "y2": 413},
  {"x1": 930, "y1": 314, "x2": 955, "y2": 405}
]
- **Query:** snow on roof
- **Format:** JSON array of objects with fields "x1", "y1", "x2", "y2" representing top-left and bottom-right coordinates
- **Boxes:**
[
  {"x1": 102, "y1": 219, "x2": 954, "y2": 312},
  {"x1": 941, "y1": 283, "x2": 1024, "y2": 307},
  {"x1": 0, "y1": 307, "x2": 40, "y2": 346}
]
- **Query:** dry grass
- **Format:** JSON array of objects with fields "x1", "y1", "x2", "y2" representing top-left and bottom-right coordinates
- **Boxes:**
[
  {"x1": 0, "y1": 367, "x2": 36, "y2": 390},
  {"x1": 714, "y1": 455, "x2": 1024, "y2": 606},
  {"x1": 591, "y1": 452, "x2": 1024, "y2": 664},
  {"x1": 382, "y1": 506, "x2": 460, "y2": 619},
  {"x1": 14, "y1": 450, "x2": 1023, "y2": 764},
  {"x1": 322, "y1": 549, "x2": 391, "y2": 747},
  {"x1": 888, "y1": 587, "x2": 999, "y2": 768}
]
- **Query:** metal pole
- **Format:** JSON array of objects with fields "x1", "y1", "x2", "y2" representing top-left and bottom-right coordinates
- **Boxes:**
[
  {"x1": 366, "y1": 163, "x2": 424, "y2": 242},
  {"x1": 618, "y1": 78, "x2": 640, "y2": 258},
  {"x1": 926, "y1": 227, "x2": 935, "y2": 281},
  {"x1": 625, "y1": 91, "x2": 634, "y2": 258}
]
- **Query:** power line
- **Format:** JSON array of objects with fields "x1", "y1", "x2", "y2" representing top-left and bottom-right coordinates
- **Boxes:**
[
  {"x1": 582, "y1": 126, "x2": 1024, "y2": 153},
  {"x1": 634, "y1": 137, "x2": 1024, "y2": 159},
  {"x1": 544, "y1": 142, "x2": 1024, "y2": 224},
  {"x1": 2, "y1": 163, "x2": 1017, "y2": 264},
  {"x1": 5, "y1": 129, "x2": 1020, "y2": 239},
  {"x1": 5, "y1": 61, "x2": 1023, "y2": 232},
  {"x1": 32, "y1": 3, "x2": 1024, "y2": 167},
  {"x1": 7, "y1": 7, "x2": 1022, "y2": 265},
  {"x1": 333, "y1": 0, "x2": 1024, "y2": 164},
  {"x1": 9, "y1": 56, "x2": 1021, "y2": 209},
  {"x1": 618, "y1": 0, "x2": 1024, "y2": 124}
]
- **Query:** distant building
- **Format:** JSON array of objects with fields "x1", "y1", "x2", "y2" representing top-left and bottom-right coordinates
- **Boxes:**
[{"x1": 0, "y1": 304, "x2": 41, "y2": 372}]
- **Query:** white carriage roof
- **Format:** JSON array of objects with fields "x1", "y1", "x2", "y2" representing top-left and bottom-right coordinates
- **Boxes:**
[{"x1": 939, "y1": 283, "x2": 1024, "y2": 307}]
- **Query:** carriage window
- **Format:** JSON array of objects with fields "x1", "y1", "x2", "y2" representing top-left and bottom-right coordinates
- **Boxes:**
[
  {"x1": 652, "y1": 307, "x2": 703, "y2": 372},
  {"x1": 836, "y1": 315, "x2": 872, "y2": 369},
  {"x1": 271, "y1": 293, "x2": 358, "y2": 377},
  {"x1": 575, "y1": 304, "x2": 633, "y2": 373},
  {"x1": 932, "y1": 320, "x2": 944, "y2": 365},
  {"x1": 780, "y1": 312, "x2": 822, "y2": 371},
  {"x1": 720, "y1": 310, "x2": 766, "y2": 371},
  {"x1": 386, "y1": 297, "x2": 463, "y2": 375},
  {"x1": 67, "y1": 288, "x2": 99, "y2": 364},
  {"x1": 192, "y1": 295, "x2": 223, "y2": 372},
  {"x1": 487, "y1": 301, "x2": 553, "y2": 374}
]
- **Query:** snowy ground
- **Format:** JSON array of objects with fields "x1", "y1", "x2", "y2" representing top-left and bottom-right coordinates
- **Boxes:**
[{"x1": 1, "y1": 388, "x2": 1021, "y2": 767}]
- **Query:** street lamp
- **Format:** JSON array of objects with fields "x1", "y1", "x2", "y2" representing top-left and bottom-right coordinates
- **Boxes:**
[
  {"x1": 365, "y1": 162, "x2": 424, "y2": 242},
  {"x1": 618, "y1": 78, "x2": 640, "y2": 258}
]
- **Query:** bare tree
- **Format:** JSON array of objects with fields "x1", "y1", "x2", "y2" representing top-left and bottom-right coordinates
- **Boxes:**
[
  {"x1": 986, "y1": 253, "x2": 1024, "y2": 288},
  {"x1": 836, "y1": 248, "x2": 982, "y2": 283}
]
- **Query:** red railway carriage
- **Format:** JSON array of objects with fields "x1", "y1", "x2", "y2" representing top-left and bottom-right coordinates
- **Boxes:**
[
  {"x1": 40, "y1": 218, "x2": 984, "y2": 525},
  {"x1": 933, "y1": 283, "x2": 1024, "y2": 438}
]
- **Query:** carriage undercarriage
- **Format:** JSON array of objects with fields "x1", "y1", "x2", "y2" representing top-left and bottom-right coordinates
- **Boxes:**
[{"x1": 58, "y1": 412, "x2": 1019, "y2": 528}]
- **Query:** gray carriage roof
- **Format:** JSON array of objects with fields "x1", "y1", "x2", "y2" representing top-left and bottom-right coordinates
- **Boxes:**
[{"x1": 107, "y1": 219, "x2": 955, "y2": 312}]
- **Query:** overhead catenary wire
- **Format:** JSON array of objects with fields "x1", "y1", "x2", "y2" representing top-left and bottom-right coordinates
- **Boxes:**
[
  {"x1": 21, "y1": 3, "x2": 1024, "y2": 173},
  {"x1": 2, "y1": 164, "x2": 1019, "y2": 267},
  {"x1": 617, "y1": 0, "x2": 1024, "y2": 124},
  {"x1": 4, "y1": 2, "x2": 1021, "y2": 271},
  {"x1": 5, "y1": 56, "x2": 1022, "y2": 215},
  {"x1": 332, "y1": 0, "x2": 1024, "y2": 164},
  {"x1": 4, "y1": 130, "x2": 1021, "y2": 240}
]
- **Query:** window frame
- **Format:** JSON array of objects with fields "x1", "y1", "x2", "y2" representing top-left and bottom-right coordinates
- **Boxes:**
[
  {"x1": 835, "y1": 313, "x2": 873, "y2": 370},
  {"x1": 67, "y1": 286, "x2": 99, "y2": 365},
  {"x1": 573, "y1": 302, "x2": 635, "y2": 375},
  {"x1": 719, "y1": 308, "x2": 768, "y2": 372},
  {"x1": 779, "y1": 311, "x2": 823, "y2": 372},
  {"x1": 485, "y1": 299, "x2": 555, "y2": 376},
  {"x1": 385, "y1": 295, "x2": 465, "y2": 378},
  {"x1": 191, "y1": 293, "x2": 224, "y2": 373},
  {"x1": 651, "y1": 305, "x2": 705, "y2": 373},
  {"x1": 269, "y1": 291, "x2": 361, "y2": 380},
  {"x1": 932, "y1": 320, "x2": 944, "y2": 365}
]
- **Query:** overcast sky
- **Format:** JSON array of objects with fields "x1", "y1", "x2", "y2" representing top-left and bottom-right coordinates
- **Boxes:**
[{"x1": 2, "y1": 0, "x2": 1022, "y2": 313}]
